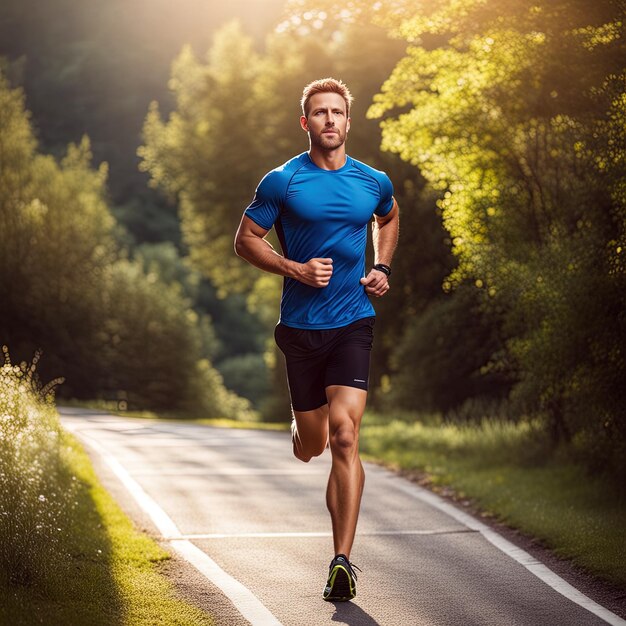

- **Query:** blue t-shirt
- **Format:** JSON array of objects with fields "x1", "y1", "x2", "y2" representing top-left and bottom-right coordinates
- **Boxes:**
[{"x1": 245, "y1": 152, "x2": 394, "y2": 329}]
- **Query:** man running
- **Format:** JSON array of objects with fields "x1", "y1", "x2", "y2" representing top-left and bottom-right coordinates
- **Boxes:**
[{"x1": 234, "y1": 77, "x2": 399, "y2": 601}]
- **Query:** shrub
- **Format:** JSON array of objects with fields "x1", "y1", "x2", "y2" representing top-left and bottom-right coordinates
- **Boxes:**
[
  {"x1": 217, "y1": 353, "x2": 270, "y2": 407},
  {"x1": 0, "y1": 347, "x2": 76, "y2": 590}
]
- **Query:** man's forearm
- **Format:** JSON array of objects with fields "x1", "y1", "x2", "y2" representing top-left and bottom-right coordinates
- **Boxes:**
[
  {"x1": 373, "y1": 213, "x2": 399, "y2": 267},
  {"x1": 235, "y1": 234, "x2": 334, "y2": 289},
  {"x1": 235, "y1": 235, "x2": 302, "y2": 280}
]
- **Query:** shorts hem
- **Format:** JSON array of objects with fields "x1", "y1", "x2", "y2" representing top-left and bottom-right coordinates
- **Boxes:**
[
  {"x1": 324, "y1": 382, "x2": 369, "y2": 392},
  {"x1": 292, "y1": 400, "x2": 328, "y2": 413}
]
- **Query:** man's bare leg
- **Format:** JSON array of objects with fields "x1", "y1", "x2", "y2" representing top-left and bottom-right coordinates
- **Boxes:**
[
  {"x1": 291, "y1": 387, "x2": 366, "y2": 558},
  {"x1": 291, "y1": 404, "x2": 329, "y2": 462},
  {"x1": 325, "y1": 385, "x2": 366, "y2": 559}
]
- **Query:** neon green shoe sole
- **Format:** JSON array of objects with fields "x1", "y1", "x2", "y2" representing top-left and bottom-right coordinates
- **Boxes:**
[{"x1": 323, "y1": 558, "x2": 357, "y2": 601}]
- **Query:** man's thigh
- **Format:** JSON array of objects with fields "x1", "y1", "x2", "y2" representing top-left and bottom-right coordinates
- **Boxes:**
[{"x1": 293, "y1": 404, "x2": 330, "y2": 454}]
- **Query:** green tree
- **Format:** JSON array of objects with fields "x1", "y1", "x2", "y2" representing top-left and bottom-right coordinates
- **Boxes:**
[
  {"x1": 0, "y1": 71, "x2": 117, "y2": 393},
  {"x1": 96, "y1": 258, "x2": 252, "y2": 417},
  {"x1": 365, "y1": 0, "x2": 626, "y2": 477},
  {"x1": 386, "y1": 283, "x2": 511, "y2": 414},
  {"x1": 276, "y1": 6, "x2": 507, "y2": 410},
  {"x1": 218, "y1": 353, "x2": 272, "y2": 408},
  {"x1": 0, "y1": 0, "x2": 285, "y2": 246},
  {"x1": 0, "y1": 71, "x2": 251, "y2": 417},
  {"x1": 139, "y1": 22, "x2": 268, "y2": 295},
  {"x1": 133, "y1": 241, "x2": 272, "y2": 407}
]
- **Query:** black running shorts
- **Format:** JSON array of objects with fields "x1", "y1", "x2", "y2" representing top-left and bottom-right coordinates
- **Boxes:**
[{"x1": 274, "y1": 316, "x2": 375, "y2": 412}]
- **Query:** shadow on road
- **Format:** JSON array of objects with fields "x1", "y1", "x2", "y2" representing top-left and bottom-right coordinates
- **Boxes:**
[{"x1": 330, "y1": 601, "x2": 382, "y2": 626}]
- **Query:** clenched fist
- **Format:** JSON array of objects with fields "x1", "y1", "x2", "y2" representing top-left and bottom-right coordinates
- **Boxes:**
[
  {"x1": 297, "y1": 258, "x2": 333, "y2": 288},
  {"x1": 360, "y1": 268, "x2": 390, "y2": 297}
]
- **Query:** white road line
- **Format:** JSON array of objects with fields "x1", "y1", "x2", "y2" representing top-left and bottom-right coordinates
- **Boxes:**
[
  {"x1": 173, "y1": 528, "x2": 476, "y2": 540},
  {"x1": 389, "y1": 476, "x2": 626, "y2": 626},
  {"x1": 67, "y1": 425, "x2": 283, "y2": 626},
  {"x1": 91, "y1": 437, "x2": 282, "y2": 449}
]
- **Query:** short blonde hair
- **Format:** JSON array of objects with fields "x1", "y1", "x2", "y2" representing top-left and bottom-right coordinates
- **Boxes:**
[{"x1": 301, "y1": 77, "x2": 353, "y2": 118}]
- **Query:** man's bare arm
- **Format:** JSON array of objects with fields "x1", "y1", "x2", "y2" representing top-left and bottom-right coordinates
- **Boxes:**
[
  {"x1": 234, "y1": 215, "x2": 333, "y2": 288},
  {"x1": 360, "y1": 198, "x2": 400, "y2": 297},
  {"x1": 373, "y1": 197, "x2": 400, "y2": 266}
]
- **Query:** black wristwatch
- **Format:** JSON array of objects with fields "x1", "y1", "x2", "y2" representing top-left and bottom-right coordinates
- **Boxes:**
[{"x1": 373, "y1": 263, "x2": 391, "y2": 277}]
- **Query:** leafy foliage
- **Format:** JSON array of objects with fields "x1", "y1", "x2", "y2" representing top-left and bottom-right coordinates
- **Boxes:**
[
  {"x1": 386, "y1": 283, "x2": 511, "y2": 414},
  {"x1": 215, "y1": 353, "x2": 272, "y2": 408},
  {"x1": 0, "y1": 71, "x2": 252, "y2": 418},
  {"x1": 279, "y1": 2, "x2": 515, "y2": 408},
  {"x1": 0, "y1": 71, "x2": 117, "y2": 394},
  {"x1": 139, "y1": 21, "x2": 343, "y2": 418},
  {"x1": 140, "y1": 24, "x2": 267, "y2": 295},
  {"x1": 365, "y1": 0, "x2": 626, "y2": 477}
]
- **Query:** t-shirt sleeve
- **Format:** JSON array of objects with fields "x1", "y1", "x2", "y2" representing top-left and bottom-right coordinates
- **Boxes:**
[
  {"x1": 244, "y1": 171, "x2": 284, "y2": 231},
  {"x1": 374, "y1": 173, "x2": 394, "y2": 217}
]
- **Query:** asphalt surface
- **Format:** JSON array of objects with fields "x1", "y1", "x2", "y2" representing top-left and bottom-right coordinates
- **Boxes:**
[{"x1": 60, "y1": 408, "x2": 623, "y2": 626}]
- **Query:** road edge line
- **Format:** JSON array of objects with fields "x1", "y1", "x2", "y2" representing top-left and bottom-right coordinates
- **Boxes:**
[
  {"x1": 387, "y1": 474, "x2": 625, "y2": 626},
  {"x1": 66, "y1": 424, "x2": 283, "y2": 626}
]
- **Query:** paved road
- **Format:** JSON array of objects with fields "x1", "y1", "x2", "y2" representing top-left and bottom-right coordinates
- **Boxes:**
[{"x1": 60, "y1": 408, "x2": 623, "y2": 626}]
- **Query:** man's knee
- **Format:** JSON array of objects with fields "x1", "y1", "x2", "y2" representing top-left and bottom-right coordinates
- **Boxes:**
[
  {"x1": 330, "y1": 422, "x2": 357, "y2": 454},
  {"x1": 326, "y1": 387, "x2": 366, "y2": 457},
  {"x1": 294, "y1": 448, "x2": 312, "y2": 463},
  {"x1": 293, "y1": 438, "x2": 327, "y2": 463},
  {"x1": 292, "y1": 434, "x2": 326, "y2": 463}
]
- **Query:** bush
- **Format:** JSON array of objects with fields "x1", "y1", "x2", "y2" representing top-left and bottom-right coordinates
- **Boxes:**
[
  {"x1": 94, "y1": 259, "x2": 255, "y2": 419},
  {"x1": 217, "y1": 353, "x2": 270, "y2": 407},
  {"x1": 183, "y1": 358, "x2": 257, "y2": 421},
  {"x1": 0, "y1": 72, "x2": 251, "y2": 419},
  {"x1": 0, "y1": 348, "x2": 76, "y2": 590},
  {"x1": 386, "y1": 284, "x2": 512, "y2": 414}
]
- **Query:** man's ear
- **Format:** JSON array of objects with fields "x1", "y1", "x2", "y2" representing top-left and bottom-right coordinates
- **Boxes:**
[
  {"x1": 347, "y1": 117, "x2": 351, "y2": 133},
  {"x1": 300, "y1": 115, "x2": 309, "y2": 132}
]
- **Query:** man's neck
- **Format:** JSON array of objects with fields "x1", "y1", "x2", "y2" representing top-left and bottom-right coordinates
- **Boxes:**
[{"x1": 308, "y1": 146, "x2": 347, "y2": 171}]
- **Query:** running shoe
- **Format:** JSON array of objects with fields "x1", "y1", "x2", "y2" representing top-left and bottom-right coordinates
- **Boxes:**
[
  {"x1": 290, "y1": 418, "x2": 298, "y2": 443},
  {"x1": 322, "y1": 554, "x2": 361, "y2": 601}
]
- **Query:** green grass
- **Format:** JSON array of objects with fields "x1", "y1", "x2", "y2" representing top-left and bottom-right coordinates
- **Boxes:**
[
  {"x1": 359, "y1": 416, "x2": 626, "y2": 588},
  {"x1": 0, "y1": 358, "x2": 214, "y2": 626},
  {"x1": 1, "y1": 428, "x2": 215, "y2": 625}
]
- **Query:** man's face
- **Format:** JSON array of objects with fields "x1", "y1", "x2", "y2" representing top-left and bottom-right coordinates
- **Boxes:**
[{"x1": 301, "y1": 92, "x2": 350, "y2": 151}]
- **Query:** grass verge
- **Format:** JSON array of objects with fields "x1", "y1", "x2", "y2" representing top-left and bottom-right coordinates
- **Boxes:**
[
  {"x1": 0, "y1": 357, "x2": 214, "y2": 626},
  {"x1": 2, "y1": 427, "x2": 215, "y2": 625},
  {"x1": 359, "y1": 416, "x2": 626, "y2": 588}
]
